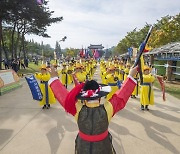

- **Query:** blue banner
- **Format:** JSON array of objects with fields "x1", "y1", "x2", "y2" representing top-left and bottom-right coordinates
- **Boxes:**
[{"x1": 25, "y1": 75, "x2": 43, "y2": 101}]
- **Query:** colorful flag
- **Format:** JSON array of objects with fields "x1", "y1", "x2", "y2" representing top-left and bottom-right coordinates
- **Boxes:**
[
  {"x1": 37, "y1": 0, "x2": 43, "y2": 5},
  {"x1": 144, "y1": 45, "x2": 152, "y2": 52},
  {"x1": 25, "y1": 75, "x2": 43, "y2": 101},
  {"x1": 79, "y1": 48, "x2": 84, "y2": 57}
]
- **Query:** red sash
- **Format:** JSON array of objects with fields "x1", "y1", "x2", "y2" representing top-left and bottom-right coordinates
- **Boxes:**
[{"x1": 79, "y1": 130, "x2": 108, "y2": 142}]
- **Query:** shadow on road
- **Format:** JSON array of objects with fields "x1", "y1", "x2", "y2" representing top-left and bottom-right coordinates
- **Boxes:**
[
  {"x1": 117, "y1": 109, "x2": 180, "y2": 154},
  {"x1": 43, "y1": 108, "x2": 77, "y2": 154}
]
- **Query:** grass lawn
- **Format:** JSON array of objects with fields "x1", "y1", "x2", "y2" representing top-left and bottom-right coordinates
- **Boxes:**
[
  {"x1": 154, "y1": 79, "x2": 180, "y2": 99},
  {"x1": 17, "y1": 63, "x2": 41, "y2": 75}
]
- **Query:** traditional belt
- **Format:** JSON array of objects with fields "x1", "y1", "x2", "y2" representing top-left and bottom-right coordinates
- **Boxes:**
[
  {"x1": 108, "y1": 83, "x2": 117, "y2": 86},
  {"x1": 40, "y1": 81, "x2": 48, "y2": 84},
  {"x1": 79, "y1": 130, "x2": 108, "y2": 142},
  {"x1": 141, "y1": 83, "x2": 150, "y2": 86},
  {"x1": 108, "y1": 81, "x2": 121, "y2": 89}
]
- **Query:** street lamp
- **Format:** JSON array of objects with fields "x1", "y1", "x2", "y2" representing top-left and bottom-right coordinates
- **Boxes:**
[
  {"x1": 59, "y1": 36, "x2": 67, "y2": 42},
  {"x1": 54, "y1": 36, "x2": 67, "y2": 64}
]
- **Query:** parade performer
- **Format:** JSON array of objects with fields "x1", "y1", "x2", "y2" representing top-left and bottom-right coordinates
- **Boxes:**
[
  {"x1": 124, "y1": 63, "x2": 131, "y2": 81},
  {"x1": 140, "y1": 65, "x2": 155, "y2": 110},
  {"x1": 73, "y1": 63, "x2": 86, "y2": 83},
  {"x1": 105, "y1": 65, "x2": 121, "y2": 100},
  {"x1": 60, "y1": 63, "x2": 69, "y2": 88},
  {"x1": 67, "y1": 62, "x2": 74, "y2": 84},
  {"x1": 35, "y1": 64, "x2": 56, "y2": 109},
  {"x1": 48, "y1": 65, "x2": 138, "y2": 154},
  {"x1": 118, "y1": 61, "x2": 125, "y2": 81},
  {"x1": 131, "y1": 74, "x2": 139, "y2": 98}
]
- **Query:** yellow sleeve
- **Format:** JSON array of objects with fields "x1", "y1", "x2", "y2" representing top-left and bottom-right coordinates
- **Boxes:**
[
  {"x1": 143, "y1": 74, "x2": 155, "y2": 83},
  {"x1": 41, "y1": 73, "x2": 50, "y2": 81},
  {"x1": 74, "y1": 101, "x2": 83, "y2": 121},
  {"x1": 34, "y1": 73, "x2": 42, "y2": 80},
  {"x1": 104, "y1": 101, "x2": 114, "y2": 122},
  {"x1": 150, "y1": 75, "x2": 155, "y2": 82}
]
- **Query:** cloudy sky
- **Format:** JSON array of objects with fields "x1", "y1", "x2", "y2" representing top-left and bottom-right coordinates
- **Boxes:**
[{"x1": 26, "y1": 0, "x2": 180, "y2": 49}]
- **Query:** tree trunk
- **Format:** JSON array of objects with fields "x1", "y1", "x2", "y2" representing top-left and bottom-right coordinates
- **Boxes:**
[
  {"x1": 15, "y1": 31, "x2": 20, "y2": 58},
  {"x1": 22, "y1": 21, "x2": 26, "y2": 61},
  {"x1": 11, "y1": 22, "x2": 17, "y2": 59},
  {"x1": 22, "y1": 32, "x2": 26, "y2": 60},
  {"x1": 0, "y1": 19, "x2": 3, "y2": 70}
]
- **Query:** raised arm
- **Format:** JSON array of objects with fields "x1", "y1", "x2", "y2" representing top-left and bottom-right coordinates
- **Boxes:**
[
  {"x1": 49, "y1": 77, "x2": 69, "y2": 108},
  {"x1": 48, "y1": 67, "x2": 69, "y2": 108},
  {"x1": 109, "y1": 66, "x2": 138, "y2": 116}
]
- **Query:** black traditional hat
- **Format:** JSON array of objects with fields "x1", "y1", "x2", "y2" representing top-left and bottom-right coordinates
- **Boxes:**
[{"x1": 76, "y1": 80, "x2": 111, "y2": 100}]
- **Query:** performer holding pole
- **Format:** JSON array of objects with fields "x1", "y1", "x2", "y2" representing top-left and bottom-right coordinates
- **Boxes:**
[
  {"x1": 140, "y1": 65, "x2": 155, "y2": 110},
  {"x1": 35, "y1": 64, "x2": 56, "y2": 109}
]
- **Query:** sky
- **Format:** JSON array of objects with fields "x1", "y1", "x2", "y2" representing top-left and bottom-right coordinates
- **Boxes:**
[{"x1": 26, "y1": 0, "x2": 180, "y2": 49}]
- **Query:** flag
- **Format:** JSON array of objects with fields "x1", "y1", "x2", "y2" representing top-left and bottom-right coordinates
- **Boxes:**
[
  {"x1": 94, "y1": 50, "x2": 99, "y2": 59},
  {"x1": 25, "y1": 75, "x2": 43, "y2": 101},
  {"x1": 89, "y1": 49, "x2": 93, "y2": 57},
  {"x1": 85, "y1": 49, "x2": 89, "y2": 58},
  {"x1": 144, "y1": 45, "x2": 152, "y2": 52},
  {"x1": 157, "y1": 76, "x2": 166, "y2": 101},
  {"x1": 79, "y1": 48, "x2": 84, "y2": 57},
  {"x1": 37, "y1": 0, "x2": 43, "y2": 5}
]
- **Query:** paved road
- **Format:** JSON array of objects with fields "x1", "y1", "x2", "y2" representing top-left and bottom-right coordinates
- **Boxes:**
[{"x1": 0, "y1": 66, "x2": 180, "y2": 154}]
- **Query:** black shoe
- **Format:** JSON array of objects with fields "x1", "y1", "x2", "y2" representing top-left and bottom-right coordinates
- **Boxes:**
[
  {"x1": 145, "y1": 105, "x2": 149, "y2": 111},
  {"x1": 46, "y1": 106, "x2": 50, "y2": 109},
  {"x1": 141, "y1": 105, "x2": 144, "y2": 110},
  {"x1": 42, "y1": 105, "x2": 46, "y2": 109},
  {"x1": 48, "y1": 104, "x2": 50, "y2": 108}
]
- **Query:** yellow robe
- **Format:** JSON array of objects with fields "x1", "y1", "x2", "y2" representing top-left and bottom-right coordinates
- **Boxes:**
[
  {"x1": 140, "y1": 74, "x2": 155, "y2": 106},
  {"x1": 101, "y1": 71, "x2": 108, "y2": 84},
  {"x1": 124, "y1": 68, "x2": 129, "y2": 81},
  {"x1": 75, "y1": 72, "x2": 86, "y2": 83},
  {"x1": 60, "y1": 68, "x2": 72, "y2": 86},
  {"x1": 67, "y1": 66, "x2": 74, "y2": 84},
  {"x1": 35, "y1": 73, "x2": 56, "y2": 106},
  {"x1": 60, "y1": 68, "x2": 67, "y2": 86},
  {"x1": 119, "y1": 65, "x2": 124, "y2": 81},
  {"x1": 132, "y1": 74, "x2": 139, "y2": 96},
  {"x1": 105, "y1": 73, "x2": 119, "y2": 100}
]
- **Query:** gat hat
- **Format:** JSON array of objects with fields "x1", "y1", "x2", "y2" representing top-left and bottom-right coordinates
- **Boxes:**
[
  {"x1": 53, "y1": 63, "x2": 58, "y2": 67},
  {"x1": 40, "y1": 64, "x2": 47, "y2": 70},
  {"x1": 108, "y1": 65, "x2": 115, "y2": 71},
  {"x1": 75, "y1": 63, "x2": 82, "y2": 69},
  {"x1": 76, "y1": 80, "x2": 111, "y2": 100},
  {"x1": 62, "y1": 63, "x2": 67, "y2": 66},
  {"x1": 143, "y1": 65, "x2": 150, "y2": 71}
]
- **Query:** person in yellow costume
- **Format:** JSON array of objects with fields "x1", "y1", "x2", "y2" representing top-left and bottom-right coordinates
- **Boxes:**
[
  {"x1": 85, "y1": 61, "x2": 91, "y2": 80},
  {"x1": 35, "y1": 64, "x2": 56, "y2": 109},
  {"x1": 119, "y1": 61, "x2": 125, "y2": 81},
  {"x1": 114, "y1": 64, "x2": 119, "y2": 77},
  {"x1": 105, "y1": 65, "x2": 120, "y2": 100},
  {"x1": 140, "y1": 65, "x2": 155, "y2": 111},
  {"x1": 131, "y1": 73, "x2": 139, "y2": 98},
  {"x1": 67, "y1": 62, "x2": 74, "y2": 84},
  {"x1": 100, "y1": 63, "x2": 107, "y2": 84},
  {"x1": 124, "y1": 63, "x2": 131, "y2": 81},
  {"x1": 73, "y1": 63, "x2": 86, "y2": 84},
  {"x1": 60, "y1": 63, "x2": 68, "y2": 88}
]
